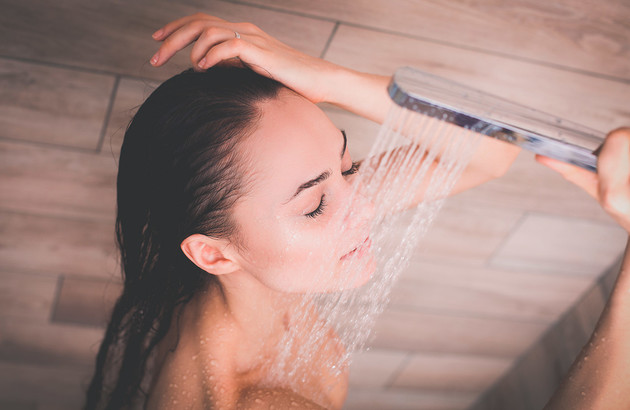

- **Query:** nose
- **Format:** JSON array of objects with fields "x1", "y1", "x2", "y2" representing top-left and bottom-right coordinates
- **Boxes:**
[{"x1": 343, "y1": 187, "x2": 375, "y2": 230}]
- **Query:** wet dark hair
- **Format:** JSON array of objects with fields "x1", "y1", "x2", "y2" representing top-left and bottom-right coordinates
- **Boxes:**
[{"x1": 84, "y1": 66, "x2": 283, "y2": 410}]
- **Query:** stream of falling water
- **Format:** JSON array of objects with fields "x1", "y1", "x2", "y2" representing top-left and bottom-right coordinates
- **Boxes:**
[{"x1": 265, "y1": 102, "x2": 483, "y2": 404}]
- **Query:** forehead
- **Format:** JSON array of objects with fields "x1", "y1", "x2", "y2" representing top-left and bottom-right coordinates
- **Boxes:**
[{"x1": 239, "y1": 90, "x2": 342, "y2": 197}]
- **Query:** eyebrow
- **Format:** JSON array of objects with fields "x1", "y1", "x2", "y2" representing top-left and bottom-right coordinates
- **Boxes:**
[{"x1": 289, "y1": 130, "x2": 347, "y2": 201}]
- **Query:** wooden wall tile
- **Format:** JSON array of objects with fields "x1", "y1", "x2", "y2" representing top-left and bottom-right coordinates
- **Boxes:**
[
  {"x1": 0, "y1": 0, "x2": 334, "y2": 80},
  {"x1": 344, "y1": 387, "x2": 476, "y2": 410},
  {"x1": 348, "y1": 349, "x2": 408, "y2": 388},
  {"x1": 0, "y1": 141, "x2": 117, "y2": 221},
  {"x1": 0, "y1": 271, "x2": 58, "y2": 321},
  {"x1": 243, "y1": 0, "x2": 630, "y2": 80},
  {"x1": 0, "y1": 320, "x2": 103, "y2": 366},
  {"x1": 455, "y1": 151, "x2": 615, "y2": 223},
  {"x1": 413, "y1": 202, "x2": 523, "y2": 265},
  {"x1": 0, "y1": 400, "x2": 37, "y2": 410},
  {"x1": 326, "y1": 25, "x2": 630, "y2": 132},
  {"x1": 390, "y1": 352, "x2": 511, "y2": 392},
  {"x1": 0, "y1": 58, "x2": 115, "y2": 150},
  {"x1": 0, "y1": 211, "x2": 118, "y2": 280},
  {"x1": 491, "y1": 213, "x2": 627, "y2": 276},
  {"x1": 0, "y1": 361, "x2": 91, "y2": 409},
  {"x1": 51, "y1": 276, "x2": 122, "y2": 328},
  {"x1": 101, "y1": 77, "x2": 158, "y2": 157},
  {"x1": 391, "y1": 261, "x2": 593, "y2": 323},
  {"x1": 371, "y1": 309, "x2": 546, "y2": 357}
]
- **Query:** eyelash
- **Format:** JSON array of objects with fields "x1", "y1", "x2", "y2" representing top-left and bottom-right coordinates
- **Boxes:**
[
  {"x1": 342, "y1": 161, "x2": 360, "y2": 177},
  {"x1": 306, "y1": 195, "x2": 327, "y2": 219},
  {"x1": 305, "y1": 162, "x2": 360, "y2": 219}
]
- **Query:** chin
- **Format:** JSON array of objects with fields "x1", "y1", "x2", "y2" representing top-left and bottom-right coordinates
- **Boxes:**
[{"x1": 331, "y1": 247, "x2": 377, "y2": 291}]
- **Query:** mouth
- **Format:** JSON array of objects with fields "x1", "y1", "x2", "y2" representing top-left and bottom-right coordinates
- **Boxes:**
[{"x1": 341, "y1": 236, "x2": 372, "y2": 260}]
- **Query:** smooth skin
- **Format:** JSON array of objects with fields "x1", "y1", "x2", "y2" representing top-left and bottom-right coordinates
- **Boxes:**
[
  {"x1": 538, "y1": 129, "x2": 630, "y2": 409},
  {"x1": 147, "y1": 12, "x2": 629, "y2": 409}
]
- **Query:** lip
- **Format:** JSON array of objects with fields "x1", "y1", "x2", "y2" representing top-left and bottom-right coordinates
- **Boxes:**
[{"x1": 341, "y1": 236, "x2": 371, "y2": 260}]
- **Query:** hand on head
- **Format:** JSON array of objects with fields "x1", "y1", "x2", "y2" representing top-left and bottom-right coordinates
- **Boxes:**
[
  {"x1": 150, "y1": 13, "x2": 339, "y2": 104},
  {"x1": 536, "y1": 127, "x2": 630, "y2": 233}
]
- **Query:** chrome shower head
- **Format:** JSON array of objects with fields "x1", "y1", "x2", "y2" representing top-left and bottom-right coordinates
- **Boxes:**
[{"x1": 388, "y1": 67, "x2": 602, "y2": 171}]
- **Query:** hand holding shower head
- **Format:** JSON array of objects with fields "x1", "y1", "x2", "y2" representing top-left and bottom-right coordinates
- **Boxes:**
[{"x1": 388, "y1": 67, "x2": 603, "y2": 171}]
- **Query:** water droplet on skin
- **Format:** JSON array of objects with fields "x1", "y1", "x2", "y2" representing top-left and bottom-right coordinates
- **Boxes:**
[
  {"x1": 584, "y1": 356, "x2": 589, "y2": 361},
  {"x1": 172, "y1": 400, "x2": 178, "y2": 405},
  {"x1": 291, "y1": 401, "x2": 300, "y2": 407},
  {"x1": 254, "y1": 398, "x2": 263, "y2": 404},
  {"x1": 581, "y1": 391, "x2": 586, "y2": 396}
]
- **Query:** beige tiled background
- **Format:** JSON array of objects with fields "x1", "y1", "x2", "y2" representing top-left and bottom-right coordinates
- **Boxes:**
[{"x1": 1, "y1": 1, "x2": 629, "y2": 409}]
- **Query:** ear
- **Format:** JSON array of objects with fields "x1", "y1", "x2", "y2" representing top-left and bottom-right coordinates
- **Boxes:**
[{"x1": 180, "y1": 234, "x2": 240, "y2": 276}]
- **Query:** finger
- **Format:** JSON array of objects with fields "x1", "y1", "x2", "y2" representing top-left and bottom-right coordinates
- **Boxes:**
[
  {"x1": 152, "y1": 13, "x2": 224, "y2": 41},
  {"x1": 190, "y1": 27, "x2": 242, "y2": 69},
  {"x1": 152, "y1": 20, "x2": 217, "y2": 66},
  {"x1": 197, "y1": 38, "x2": 263, "y2": 71},
  {"x1": 597, "y1": 128, "x2": 630, "y2": 215},
  {"x1": 535, "y1": 154, "x2": 599, "y2": 199}
]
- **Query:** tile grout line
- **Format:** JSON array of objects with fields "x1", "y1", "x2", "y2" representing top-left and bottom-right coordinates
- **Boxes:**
[
  {"x1": 49, "y1": 274, "x2": 65, "y2": 324},
  {"x1": 484, "y1": 210, "x2": 530, "y2": 267},
  {"x1": 0, "y1": 133, "x2": 107, "y2": 154},
  {"x1": 382, "y1": 351, "x2": 412, "y2": 389},
  {"x1": 0, "y1": 206, "x2": 115, "y2": 225},
  {"x1": 386, "y1": 302, "x2": 553, "y2": 325},
  {"x1": 0, "y1": 54, "x2": 154, "y2": 83},
  {"x1": 215, "y1": 0, "x2": 630, "y2": 85},
  {"x1": 95, "y1": 75, "x2": 121, "y2": 154},
  {"x1": 467, "y1": 259, "x2": 620, "y2": 410},
  {"x1": 319, "y1": 21, "x2": 340, "y2": 59}
]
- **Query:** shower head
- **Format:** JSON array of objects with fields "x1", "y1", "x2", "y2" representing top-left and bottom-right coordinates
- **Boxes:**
[{"x1": 387, "y1": 67, "x2": 602, "y2": 171}]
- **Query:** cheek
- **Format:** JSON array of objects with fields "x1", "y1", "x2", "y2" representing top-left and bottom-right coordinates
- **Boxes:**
[{"x1": 240, "y1": 216, "x2": 340, "y2": 290}]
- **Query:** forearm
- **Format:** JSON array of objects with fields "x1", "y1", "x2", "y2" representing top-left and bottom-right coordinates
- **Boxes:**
[
  {"x1": 545, "y1": 236, "x2": 630, "y2": 409},
  {"x1": 322, "y1": 66, "x2": 392, "y2": 124}
]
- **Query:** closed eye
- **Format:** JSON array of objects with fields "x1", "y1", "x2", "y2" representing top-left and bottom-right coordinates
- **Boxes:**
[
  {"x1": 343, "y1": 161, "x2": 360, "y2": 177},
  {"x1": 305, "y1": 194, "x2": 326, "y2": 218}
]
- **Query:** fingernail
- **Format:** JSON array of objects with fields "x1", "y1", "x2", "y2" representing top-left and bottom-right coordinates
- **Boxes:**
[
  {"x1": 152, "y1": 29, "x2": 163, "y2": 39},
  {"x1": 150, "y1": 52, "x2": 159, "y2": 65},
  {"x1": 198, "y1": 58, "x2": 206, "y2": 68}
]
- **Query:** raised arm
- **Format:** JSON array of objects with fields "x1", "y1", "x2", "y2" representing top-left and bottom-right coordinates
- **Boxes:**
[
  {"x1": 150, "y1": 13, "x2": 390, "y2": 123},
  {"x1": 150, "y1": 13, "x2": 518, "y2": 203},
  {"x1": 538, "y1": 128, "x2": 630, "y2": 409}
]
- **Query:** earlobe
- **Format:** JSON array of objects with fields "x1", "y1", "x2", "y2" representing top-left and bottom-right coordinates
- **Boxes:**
[{"x1": 180, "y1": 234, "x2": 239, "y2": 275}]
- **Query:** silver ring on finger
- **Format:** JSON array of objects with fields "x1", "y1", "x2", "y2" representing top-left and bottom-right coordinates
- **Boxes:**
[{"x1": 234, "y1": 31, "x2": 240, "y2": 39}]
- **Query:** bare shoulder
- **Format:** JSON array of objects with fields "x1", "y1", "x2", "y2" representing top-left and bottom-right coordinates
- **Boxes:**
[{"x1": 237, "y1": 387, "x2": 326, "y2": 409}]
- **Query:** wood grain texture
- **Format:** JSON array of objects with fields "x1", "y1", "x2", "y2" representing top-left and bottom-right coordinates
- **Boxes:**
[
  {"x1": 326, "y1": 25, "x2": 630, "y2": 132},
  {"x1": 371, "y1": 308, "x2": 547, "y2": 357},
  {"x1": 0, "y1": 141, "x2": 117, "y2": 221},
  {"x1": 391, "y1": 352, "x2": 512, "y2": 392},
  {"x1": 391, "y1": 261, "x2": 594, "y2": 323},
  {"x1": 101, "y1": 77, "x2": 158, "y2": 157},
  {"x1": 0, "y1": 211, "x2": 117, "y2": 280},
  {"x1": 52, "y1": 275, "x2": 122, "y2": 327},
  {"x1": 0, "y1": 58, "x2": 115, "y2": 150},
  {"x1": 491, "y1": 213, "x2": 627, "y2": 275},
  {"x1": 240, "y1": 0, "x2": 630, "y2": 80},
  {"x1": 0, "y1": 0, "x2": 335, "y2": 80},
  {"x1": 0, "y1": 271, "x2": 58, "y2": 322},
  {"x1": 0, "y1": 319, "x2": 103, "y2": 366},
  {"x1": 348, "y1": 349, "x2": 408, "y2": 388},
  {"x1": 344, "y1": 387, "x2": 476, "y2": 410},
  {"x1": 0, "y1": 361, "x2": 92, "y2": 409}
]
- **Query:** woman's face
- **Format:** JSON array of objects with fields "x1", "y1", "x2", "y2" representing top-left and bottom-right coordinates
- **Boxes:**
[{"x1": 231, "y1": 89, "x2": 375, "y2": 293}]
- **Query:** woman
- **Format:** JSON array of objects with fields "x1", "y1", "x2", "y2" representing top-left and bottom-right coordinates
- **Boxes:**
[{"x1": 85, "y1": 13, "x2": 630, "y2": 410}]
